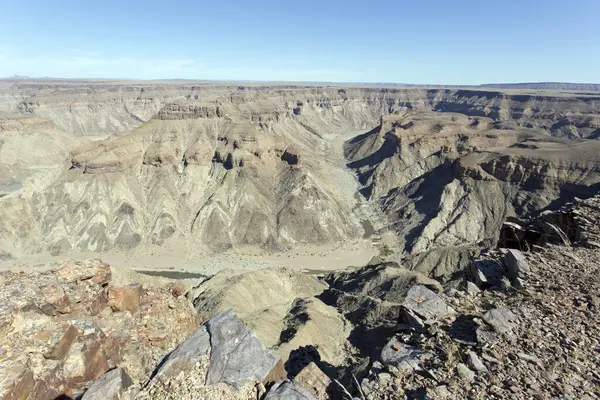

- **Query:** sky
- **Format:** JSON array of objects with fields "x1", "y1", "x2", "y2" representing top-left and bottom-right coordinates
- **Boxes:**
[{"x1": 0, "y1": 0, "x2": 599, "y2": 84}]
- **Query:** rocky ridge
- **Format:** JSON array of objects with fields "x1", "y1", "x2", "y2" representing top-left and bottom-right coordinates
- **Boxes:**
[{"x1": 0, "y1": 260, "x2": 199, "y2": 399}]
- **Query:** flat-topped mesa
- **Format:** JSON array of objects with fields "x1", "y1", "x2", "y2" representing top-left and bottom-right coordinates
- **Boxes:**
[
  {"x1": 0, "y1": 112, "x2": 60, "y2": 132},
  {"x1": 154, "y1": 103, "x2": 222, "y2": 120}
]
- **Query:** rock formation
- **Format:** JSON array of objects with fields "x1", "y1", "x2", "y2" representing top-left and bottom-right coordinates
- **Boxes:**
[
  {"x1": 0, "y1": 260, "x2": 199, "y2": 399},
  {"x1": 1, "y1": 81, "x2": 600, "y2": 259},
  {"x1": 345, "y1": 111, "x2": 600, "y2": 262}
]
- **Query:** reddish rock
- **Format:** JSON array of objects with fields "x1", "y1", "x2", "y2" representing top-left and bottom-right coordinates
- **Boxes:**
[
  {"x1": 171, "y1": 283, "x2": 184, "y2": 298},
  {"x1": 90, "y1": 263, "x2": 112, "y2": 286},
  {"x1": 85, "y1": 289, "x2": 109, "y2": 316},
  {"x1": 108, "y1": 284, "x2": 143, "y2": 313},
  {"x1": 63, "y1": 339, "x2": 110, "y2": 388},
  {"x1": 57, "y1": 260, "x2": 111, "y2": 286},
  {"x1": 0, "y1": 364, "x2": 57, "y2": 400},
  {"x1": 0, "y1": 365, "x2": 35, "y2": 400},
  {"x1": 57, "y1": 261, "x2": 94, "y2": 282},
  {"x1": 44, "y1": 325, "x2": 79, "y2": 360},
  {"x1": 294, "y1": 362, "x2": 332, "y2": 399},
  {"x1": 40, "y1": 284, "x2": 71, "y2": 313}
]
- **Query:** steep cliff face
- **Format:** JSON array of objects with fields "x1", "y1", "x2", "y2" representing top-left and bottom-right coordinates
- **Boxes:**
[{"x1": 345, "y1": 111, "x2": 600, "y2": 256}]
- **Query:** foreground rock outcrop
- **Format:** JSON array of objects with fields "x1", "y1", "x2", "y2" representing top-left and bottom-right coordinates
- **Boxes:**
[
  {"x1": 189, "y1": 268, "x2": 352, "y2": 366},
  {"x1": 0, "y1": 260, "x2": 199, "y2": 399},
  {"x1": 354, "y1": 197, "x2": 600, "y2": 399}
]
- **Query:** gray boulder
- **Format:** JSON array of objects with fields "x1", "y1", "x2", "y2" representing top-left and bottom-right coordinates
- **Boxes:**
[
  {"x1": 456, "y1": 363, "x2": 475, "y2": 382},
  {"x1": 265, "y1": 381, "x2": 319, "y2": 400},
  {"x1": 465, "y1": 281, "x2": 481, "y2": 295},
  {"x1": 504, "y1": 249, "x2": 530, "y2": 282},
  {"x1": 380, "y1": 336, "x2": 432, "y2": 372},
  {"x1": 469, "y1": 259, "x2": 506, "y2": 288},
  {"x1": 477, "y1": 307, "x2": 518, "y2": 343},
  {"x1": 402, "y1": 307, "x2": 426, "y2": 330},
  {"x1": 154, "y1": 325, "x2": 211, "y2": 380},
  {"x1": 483, "y1": 308, "x2": 518, "y2": 334},
  {"x1": 82, "y1": 368, "x2": 132, "y2": 400},
  {"x1": 206, "y1": 309, "x2": 285, "y2": 389},
  {"x1": 466, "y1": 351, "x2": 488, "y2": 373},
  {"x1": 402, "y1": 285, "x2": 455, "y2": 321},
  {"x1": 154, "y1": 309, "x2": 285, "y2": 389}
]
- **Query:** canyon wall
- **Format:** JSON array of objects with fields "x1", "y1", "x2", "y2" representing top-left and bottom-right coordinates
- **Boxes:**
[{"x1": 1, "y1": 80, "x2": 599, "y2": 258}]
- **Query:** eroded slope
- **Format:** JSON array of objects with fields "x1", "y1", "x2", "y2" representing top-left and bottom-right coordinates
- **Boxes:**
[
  {"x1": 345, "y1": 111, "x2": 600, "y2": 258},
  {"x1": 1, "y1": 81, "x2": 600, "y2": 260}
]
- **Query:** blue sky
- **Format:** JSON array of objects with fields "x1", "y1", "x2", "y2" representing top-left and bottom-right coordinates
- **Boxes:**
[{"x1": 0, "y1": 0, "x2": 598, "y2": 84}]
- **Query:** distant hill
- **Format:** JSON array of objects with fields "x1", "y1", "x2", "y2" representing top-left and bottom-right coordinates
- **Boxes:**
[
  {"x1": 480, "y1": 82, "x2": 600, "y2": 91},
  {"x1": 4, "y1": 75, "x2": 31, "y2": 79}
]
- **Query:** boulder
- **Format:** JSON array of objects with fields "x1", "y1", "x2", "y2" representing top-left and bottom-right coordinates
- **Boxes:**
[
  {"x1": 380, "y1": 336, "x2": 432, "y2": 372},
  {"x1": 402, "y1": 285, "x2": 455, "y2": 321},
  {"x1": 0, "y1": 362, "x2": 58, "y2": 400},
  {"x1": 40, "y1": 284, "x2": 71, "y2": 313},
  {"x1": 465, "y1": 281, "x2": 481, "y2": 295},
  {"x1": 0, "y1": 363, "x2": 34, "y2": 400},
  {"x1": 108, "y1": 284, "x2": 143, "y2": 313},
  {"x1": 63, "y1": 338, "x2": 110, "y2": 387},
  {"x1": 504, "y1": 249, "x2": 530, "y2": 282},
  {"x1": 265, "y1": 381, "x2": 319, "y2": 400},
  {"x1": 57, "y1": 260, "x2": 112, "y2": 285},
  {"x1": 402, "y1": 307, "x2": 426, "y2": 330},
  {"x1": 482, "y1": 308, "x2": 518, "y2": 334},
  {"x1": 477, "y1": 308, "x2": 518, "y2": 343},
  {"x1": 85, "y1": 290, "x2": 109, "y2": 316},
  {"x1": 466, "y1": 351, "x2": 488, "y2": 373},
  {"x1": 82, "y1": 368, "x2": 133, "y2": 400},
  {"x1": 293, "y1": 362, "x2": 331, "y2": 399},
  {"x1": 44, "y1": 325, "x2": 79, "y2": 360},
  {"x1": 154, "y1": 325, "x2": 211, "y2": 380},
  {"x1": 469, "y1": 259, "x2": 506, "y2": 289},
  {"x1": 91, "y1": 264, "x2": 112, "y2": 286},
  {"x1": 153, "y1": 309, "x2": 286, "y2": 389},
  {"x1": 457, "y1": 363, "x2": 475, "y2": 382},
  {"x1": 207, "y1": 309, "x2": 285, "y2": 389}
]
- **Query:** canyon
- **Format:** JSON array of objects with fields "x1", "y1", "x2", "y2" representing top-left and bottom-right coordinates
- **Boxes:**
[
  {"x1": 1, "y1": 79, "x2": 599, "y2": 399},
  {"x1": 1, "y1": 80, "x2": 600, "y2": 267}
]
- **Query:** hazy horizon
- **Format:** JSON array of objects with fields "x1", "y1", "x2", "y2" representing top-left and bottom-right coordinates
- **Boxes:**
[{"x1": 3, "y1": 76, "x2": 600, "y2": 87}]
